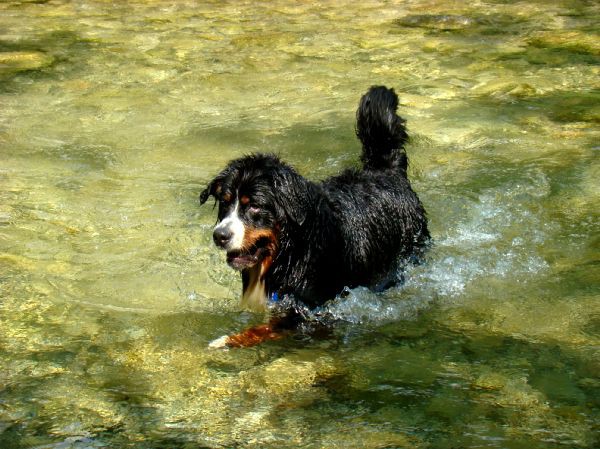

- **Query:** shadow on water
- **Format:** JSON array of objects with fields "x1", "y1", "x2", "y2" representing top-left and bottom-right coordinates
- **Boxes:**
[
  {"x1": 314, "y1": 316, "x2": 599, "y2": 449},
  {"x1": 184, "y1": 118, "x2": 360, "y2": 173},
  {"x1": 463, "y1": 89, "x2": 600, "y2": 124},
  {"x1": 0, "y1": 30, "x2": 97, "y2": 91},
  {"x1": 393, "y1": 12, "x2": 532, "y2": 36}
]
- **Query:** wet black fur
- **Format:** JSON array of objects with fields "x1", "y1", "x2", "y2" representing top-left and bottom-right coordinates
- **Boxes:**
[{"x1": 200, "y1": 86, "x2": 429, "y2": 309}]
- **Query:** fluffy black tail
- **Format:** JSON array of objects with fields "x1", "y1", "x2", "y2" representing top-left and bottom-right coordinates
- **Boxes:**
[{"x1": 356, "y1": 86, "x2": 408, "y2": 171}]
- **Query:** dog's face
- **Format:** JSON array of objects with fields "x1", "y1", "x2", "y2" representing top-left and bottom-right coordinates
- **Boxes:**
[
  {"x1": 200, "y1": 154, "x2": 312, "y2": 312},
  {"x1": 200, "y1": 156, "x2": 284, "y2": 274},
  {"x1": 211, "y1": 182, "x2": 279, "y2": 271}
]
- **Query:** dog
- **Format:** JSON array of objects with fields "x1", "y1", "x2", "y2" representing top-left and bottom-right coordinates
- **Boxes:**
[{"x1": 200, "y1": 86, "x2": 429, "y2": 348}]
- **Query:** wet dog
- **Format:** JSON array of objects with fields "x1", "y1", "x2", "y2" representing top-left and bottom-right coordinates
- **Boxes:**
[{"x1": 200, "y1": 86, "x2": 429, "y2": 347}]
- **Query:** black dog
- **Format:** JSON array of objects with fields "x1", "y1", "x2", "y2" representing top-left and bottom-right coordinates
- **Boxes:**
[{"x1": 200, "y1": 86, "x2": 429, "y2": 347}]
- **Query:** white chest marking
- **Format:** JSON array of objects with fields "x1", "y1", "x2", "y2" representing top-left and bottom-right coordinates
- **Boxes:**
[{"x1": 241, "y1": 264, "x2": 268, "y2": 312}]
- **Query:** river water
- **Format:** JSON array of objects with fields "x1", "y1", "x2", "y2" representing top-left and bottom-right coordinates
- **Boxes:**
[{"x1": 1, "y1": 1, "x2": 598, "y2": 448}]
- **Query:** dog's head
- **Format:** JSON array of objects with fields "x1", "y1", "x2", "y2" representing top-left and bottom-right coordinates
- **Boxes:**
[{"x1": 200, "y1": 154, "x2": 309, "y2": 277}]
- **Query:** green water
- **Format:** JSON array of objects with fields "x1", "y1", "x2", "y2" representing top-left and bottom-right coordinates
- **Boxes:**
[{"x1": 1, "y1": 0, "x2": 598, "y2": 448}]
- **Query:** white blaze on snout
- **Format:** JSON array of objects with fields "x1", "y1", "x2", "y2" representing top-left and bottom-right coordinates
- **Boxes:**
[{"x1": 214, "y1": 200, "x2": 244, "y2": 251}]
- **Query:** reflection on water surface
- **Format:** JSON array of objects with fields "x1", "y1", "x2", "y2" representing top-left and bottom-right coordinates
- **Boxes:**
[{"x1": 1, "y1": 0, "x2": 598, "y2": 448}]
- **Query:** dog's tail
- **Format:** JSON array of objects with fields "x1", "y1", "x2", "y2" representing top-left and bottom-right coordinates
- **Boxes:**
[{"x1": 356, "y1": 86, "x2": 408, "y2": 171}]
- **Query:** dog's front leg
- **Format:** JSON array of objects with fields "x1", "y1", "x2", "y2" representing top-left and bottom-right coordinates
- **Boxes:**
[{"x1": 208, "y1": 318, "x2": 289, "y2": 349}]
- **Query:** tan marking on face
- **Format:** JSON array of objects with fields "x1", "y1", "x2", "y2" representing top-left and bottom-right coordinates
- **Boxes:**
[
  {"x1": 222, "y1": 192, "x2": 232, "y2": 203},
  {"x1": 257, "y1": 223, "x2": 280, "y2": 279},
  {"x1": 241, "y1": 228, "x2": 277, "y2": 252},
  {"x1": 241, "y1": 227, "x2": 279, "y2": 277},
  {"x1": 240, "y1": 195, "x2": 250, "y2": 206}
]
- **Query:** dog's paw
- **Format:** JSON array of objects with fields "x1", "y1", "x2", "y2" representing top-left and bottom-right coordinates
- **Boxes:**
[{"x1": 208, "y1": 335, "x2": 230, "y2": 350}]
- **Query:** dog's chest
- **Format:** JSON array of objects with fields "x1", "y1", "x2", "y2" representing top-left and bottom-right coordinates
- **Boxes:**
[{"x1": 241, "y1": 264, "x2": 268, "y2": 312}]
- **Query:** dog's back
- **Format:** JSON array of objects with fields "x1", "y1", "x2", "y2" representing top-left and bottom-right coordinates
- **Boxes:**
[{"x1": 321, "y1": 86, "x2": 429, "y2": 291}]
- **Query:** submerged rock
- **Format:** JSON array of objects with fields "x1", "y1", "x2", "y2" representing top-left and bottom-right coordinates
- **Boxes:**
[
  {"x1": 0, "y1": 51, "x2": 54, "y2": 73},
  {"x1": 472, "y1": 370, "x2": 508, "y2": 391},
  {"x1": 320, "y1": 429, "x2": 418, "y2": 449},
  {"x1": 240, "y1": 353, "x2": 338, "y2": 397},
  {"x1": 395, "y1": 14, "x2": 474, "y2": 31},
  {"x1": 472, "y1": 80, "x2": 540, "y2": 99},
  {"x1": 394, "y1": 12, "x2": 529, "y2": 35},
  {"x1": 529, "y1": 31, "x2": 600, "y2": 56}
]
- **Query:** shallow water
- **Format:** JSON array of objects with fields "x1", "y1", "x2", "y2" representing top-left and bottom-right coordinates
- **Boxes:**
[{"x1": 0, "y1": 0, "x2": 598, "y2": 448}]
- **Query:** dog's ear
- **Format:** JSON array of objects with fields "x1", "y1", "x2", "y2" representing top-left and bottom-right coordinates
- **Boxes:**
[
  {"x1": 274, "y1": 172, "x2": 310, "y2": 227},
  {"x1": 199, "y1": 177, "x2": 222, "y2": 205},
  {"x1": 277, "y1": 193, "x2": 307, "y2": 227}
]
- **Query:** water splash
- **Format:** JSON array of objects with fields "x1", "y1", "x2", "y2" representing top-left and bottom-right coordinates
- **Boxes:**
[{"x1": 322, "y1": 168, "x2": 551, "y2": 324}]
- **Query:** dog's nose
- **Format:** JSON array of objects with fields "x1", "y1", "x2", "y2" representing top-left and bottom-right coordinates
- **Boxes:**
[{"x1": 213, "y1": 227, "x2": 232, "y2": 248}]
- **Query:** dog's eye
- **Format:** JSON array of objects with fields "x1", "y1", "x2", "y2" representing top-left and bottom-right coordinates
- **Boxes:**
[{"x1": 248, "y1": 205, "x2": 261, "y2": 215}]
